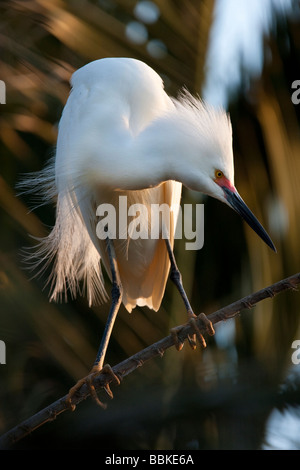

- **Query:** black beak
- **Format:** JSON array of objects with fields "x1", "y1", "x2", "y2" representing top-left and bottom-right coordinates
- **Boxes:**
[{"x1": 223, "y1": 186, "x2": 276, "y2": 252}]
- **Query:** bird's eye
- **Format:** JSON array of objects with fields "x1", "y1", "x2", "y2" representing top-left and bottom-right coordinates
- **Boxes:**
[{"x1": 215, "y1": 170, "x2": 224, "y2": 179}]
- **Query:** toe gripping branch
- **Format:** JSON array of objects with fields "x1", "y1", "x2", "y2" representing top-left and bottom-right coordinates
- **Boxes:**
[
  {"x1": 87, "y1": 364, "x2": 121, "y2": 409},
  {"x1": 66, "y1": 364, "x2": 121, "y2": 411},
  {"x1": 171, "y1": 312, "x2": 215, "y2": 351}
]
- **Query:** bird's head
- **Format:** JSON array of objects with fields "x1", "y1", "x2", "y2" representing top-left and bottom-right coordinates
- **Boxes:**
[
  {"x1": 173, "y1": 92, "x2": 276, "y2": 252},
  {"x1": 213, "y1": 168, "x2": 276, "y2": 252}
]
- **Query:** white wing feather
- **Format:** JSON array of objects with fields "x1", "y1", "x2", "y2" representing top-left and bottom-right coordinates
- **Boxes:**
[{"x1": 21, "y1": 58, "x2": 182, "y2": 311}]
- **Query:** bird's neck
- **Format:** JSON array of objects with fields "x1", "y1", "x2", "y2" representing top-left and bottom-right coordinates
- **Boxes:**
[{"x1": 118, "y1": 114, "x2": 199, "y2": 191}]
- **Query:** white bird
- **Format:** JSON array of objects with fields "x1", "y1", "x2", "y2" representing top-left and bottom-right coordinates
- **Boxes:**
[{"x1": 23, "y1": 57, "x2": 275, "y2": 406}]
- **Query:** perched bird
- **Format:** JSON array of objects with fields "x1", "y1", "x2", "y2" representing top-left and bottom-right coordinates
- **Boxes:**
[{"x1": 22, "y1": 57, "x2": 275, "y2": 406}]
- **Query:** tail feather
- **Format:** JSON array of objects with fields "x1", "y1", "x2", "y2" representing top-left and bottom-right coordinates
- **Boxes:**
[{"x1": 18, "y1": 164, "x2": 109, "y2": 307}]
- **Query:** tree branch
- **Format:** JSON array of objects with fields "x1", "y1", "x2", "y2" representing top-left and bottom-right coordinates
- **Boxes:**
[{"x1": 0, "y1": 272, "x2": 299, "y2": 449}]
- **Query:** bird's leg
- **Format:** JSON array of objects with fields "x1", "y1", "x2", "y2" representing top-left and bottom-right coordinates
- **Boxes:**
[
  {"x1": 94, "y1": 237, "x2": 123, "y2": 372},
  {"x1": 165, "y1": 238, "x2": 214, "y2": 351},
  {"x1": 66, "y1": 237, "x2": 122, "y2": 410}
]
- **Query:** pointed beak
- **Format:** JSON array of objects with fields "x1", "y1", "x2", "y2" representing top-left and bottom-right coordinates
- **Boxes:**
[{"x1": 222, "y1": 186, "x2": 276, "y2": 252}]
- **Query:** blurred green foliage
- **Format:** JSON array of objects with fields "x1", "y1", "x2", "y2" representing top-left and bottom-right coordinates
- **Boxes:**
[{"x1": 0, "y1": 0, "x2": 300, "y2": 450}]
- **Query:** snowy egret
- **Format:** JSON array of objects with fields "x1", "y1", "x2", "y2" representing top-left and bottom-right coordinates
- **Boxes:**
[{"x1": 23, "y1": 57, "x2": 275, "y2": 406}]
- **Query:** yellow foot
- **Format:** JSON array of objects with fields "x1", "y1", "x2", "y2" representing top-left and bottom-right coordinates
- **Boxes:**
[
  {"x1": 170, "y1": 325, "x2": 185, "y2": 351},
  {"x1": 171, "y1": 311, "x2": 215, "y2": 351},
  {"x1": 189, "y1": 312, "x2": 215, "y2": 348},
  {"x1": 66, "y1": 364, "x2": 121, "y2": 411}
]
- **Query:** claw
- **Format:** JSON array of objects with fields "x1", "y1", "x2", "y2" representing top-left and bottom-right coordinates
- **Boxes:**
[
  {"x1": 66, "y1": 375, "x2": 90, "y2": 411},
  {"x1": 86, "y1": 373, "x2": 107, "y2": 409},
  {"x1": 187, "y1": 333, "x2": 197, "y2": 350},
  {"x1": 198, "y1": 312, "x2": 215, "y2": 336},
  {"x1": 170, "y1": 326, "x2": 185, "y2": 351},
  {"x1": 101, "y1": 364, "x2": 121, "y2": 399},
  {"x1": 65, "y1": 364, "x2": 121, "y2": 410},
  {"x1": 189, "y1": 312, "x2": 215, "y2": 348},
  {"x1": 170, "y1": 311, "x2": 215, "y2": 352},
  {"x1": 188, "y1": 316, "x2": 207, "y2": 348}
]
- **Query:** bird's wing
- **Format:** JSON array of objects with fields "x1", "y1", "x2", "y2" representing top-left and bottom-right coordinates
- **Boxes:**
[
  {"x1": 105, "y1": 180, "x2": 182, "y2": 313},
  {"x1": 25, "y1": 58, "x2": 180, "y2": 310},
  {"x1": 133, "y1": 180, "x2": 182, "y2": 312}
]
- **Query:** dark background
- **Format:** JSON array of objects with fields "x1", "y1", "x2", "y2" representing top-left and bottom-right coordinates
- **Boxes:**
[{"x1": 0, "y1": 0, "x2": 300, "y2": 450}]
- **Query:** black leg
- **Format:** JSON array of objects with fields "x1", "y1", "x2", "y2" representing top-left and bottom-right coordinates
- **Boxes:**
[
  {"x1": 66, "y1": 237, "x2": 122, "y2": 409},
  {"x1": 165, "y1": 238, "x2": 214, "y2": 350},
  {"x1": 94, "y1": 236, "x2": 123, "y2": 370},
  {"x1": 165, "y1": 237, "x2": 194, "y2": 315}
]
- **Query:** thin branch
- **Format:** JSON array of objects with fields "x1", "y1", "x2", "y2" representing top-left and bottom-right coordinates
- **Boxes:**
[{"x1": 0, "y1": 272, "x2": 299, "y2": 448}]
